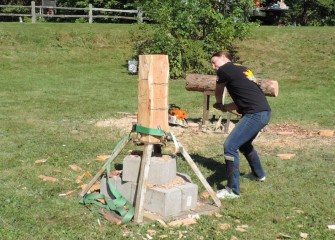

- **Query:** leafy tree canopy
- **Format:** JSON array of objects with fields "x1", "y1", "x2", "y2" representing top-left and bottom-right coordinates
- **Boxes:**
[
  {"x1": 284, "y1": 0, "x2": 335, "y2": 26},
  {"x1": 133, "y1": 0, "x2": 254, "y2": 78}
]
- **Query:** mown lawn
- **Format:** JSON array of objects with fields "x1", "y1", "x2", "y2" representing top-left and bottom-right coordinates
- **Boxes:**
[{"x1": 0, "y1": 23, "x2": 334, "y2": 239}]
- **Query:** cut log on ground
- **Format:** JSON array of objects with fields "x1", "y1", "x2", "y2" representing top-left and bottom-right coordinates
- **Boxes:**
[{"x1": 186, "y1": 74, "x2": 279, "y2": 97}]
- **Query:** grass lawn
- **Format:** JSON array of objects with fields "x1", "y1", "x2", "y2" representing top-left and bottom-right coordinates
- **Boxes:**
[{"x1": 0, "y1": 23, "x2": 334, "y2": 239}]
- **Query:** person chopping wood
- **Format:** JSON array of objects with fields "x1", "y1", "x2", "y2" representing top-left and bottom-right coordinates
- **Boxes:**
[{"x1": 211, "y1": 51, "x2": 271, "y2": 199}]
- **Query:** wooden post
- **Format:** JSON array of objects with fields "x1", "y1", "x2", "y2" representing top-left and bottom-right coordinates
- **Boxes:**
[
  {"x1": 31, "y1": 1, "x2": 36, "y2": 23},
  {"x1": 177, "y1": 143, "x2": 222, "y2": 208},
  {"x1": 88, "y1": 4, "x2": 93, "y2": 24},
  {"x1": 202, "y1": 91, "x2": 213, "y2": 125},
  {"x1": 134, "y1": 144, "x2": 153, "y2": 223},
  {"x1": 137, "y1": 7, "x2": 143, "y2": 23},
  {"x1": 79, "y1": 138, "x2": 130, "y2": 198},
  {"x1": 137, "y1": 55, "x2": 169, "y2": 144}
]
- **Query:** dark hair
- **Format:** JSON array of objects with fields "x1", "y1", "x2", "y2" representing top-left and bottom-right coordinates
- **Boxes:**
[{"x1": 211, "y1": 51, "x2": 232, "y2": 61}]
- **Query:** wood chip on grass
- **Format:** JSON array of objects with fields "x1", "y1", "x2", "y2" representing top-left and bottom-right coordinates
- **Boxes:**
[
  {"x1": 35, "y1": 158, "x2": 48, "y2": 164},
  {"x1": 276, "y1": 153, "x2": 296, "y2": 160},
  {"x1": 220, "y1": 223, "x2": 231, "y2": 230},
  {"x1": 76, "y1": 171, "x2": 92, "y2": 184},
  {"x1": 318, "y1": 130, "x2": 334, "y2": 137},
  {"x1": 80, "y1": 183, "x2": 100, "y2": 193},
  {"x1": 38, "y1": 175, "x2": 59, "y2": 182},
  {"x1": 235, "y1": 224, "x2": 248, "y2": 232},
  {"x1": 168, "y1": 218, "x2": 197, "y2": 227},
  {"x1": 328, "y1": 224, "x2": 335, "y2": 230},
  {"x1": 69, "y1": 164, "x2": 83, "y2": 172},
  {"x1": 96, "y1": 155, "x2": 111, "y2": 162},
  {"x1": 59, "y1": 190, "x2": 76, "y2": 197}
]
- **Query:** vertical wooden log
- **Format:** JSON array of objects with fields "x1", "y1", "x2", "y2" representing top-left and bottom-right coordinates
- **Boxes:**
[
  {"x1": 137, "y1": 55, "x2": 169, "y2": 144},
  {"x1": 88, "y1": 4, "x2": 93, "y2": 24},
  {"x1": 31, "y1": 1, "x2": 36, "y2": 24},
  {"x1": 134, "y1": 144, "x2": 153, "y2": 223}
]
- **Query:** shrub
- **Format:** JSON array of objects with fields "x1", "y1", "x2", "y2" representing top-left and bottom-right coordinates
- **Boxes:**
[{"x1": 134, "y1": 0, "x2": 254, "y2": 78}]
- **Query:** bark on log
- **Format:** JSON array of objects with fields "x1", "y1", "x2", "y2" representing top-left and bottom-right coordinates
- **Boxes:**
[{"x1": 185, "y1": 74, "x2": 279, "y2": 97}]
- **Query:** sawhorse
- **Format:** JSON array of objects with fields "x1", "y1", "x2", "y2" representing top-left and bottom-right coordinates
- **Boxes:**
[{"x1": 202, "y1": 88, "x2": 234, "y2": 133}]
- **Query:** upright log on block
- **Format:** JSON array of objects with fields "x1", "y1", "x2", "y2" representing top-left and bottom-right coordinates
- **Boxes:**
[
  {"x1": 137, "y1": 55, "x2": 169, "y2": 144},
  {"x1": 186, "y1": 74, "x2": 279, "y2": 97}
]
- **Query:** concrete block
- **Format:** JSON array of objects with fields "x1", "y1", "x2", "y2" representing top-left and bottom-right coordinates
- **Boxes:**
[
  {"x1": 121, "y1": 154, "x2": 141, "y2": 182},
  {"x1": 144, "y1": 187, "x2": 182, "y2": 217},
  {"x1": 122, "y1": 154, "x2": 177, "y2": 185},
  {"x1": 100, "y1": 175, "x2": 136, "y2": 203},
  {"x1": 176, "y1": 183, "x2": 198, "y2": 211}
]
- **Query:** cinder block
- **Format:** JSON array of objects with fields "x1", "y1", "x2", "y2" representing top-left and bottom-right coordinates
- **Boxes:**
[
  {"x1": 100, "y1": 176, "x2": 198, "y2": 216},
  {"x1": 144, "y1": 187, "x2": 182, "y2": 217},
  {"x1": 121, "y1": 154, "x2": 141, "y2": 182},
  {"x1": 122, "y1": 154, "x2": 177, "y2": 185},
  {"x1": 100, "y1": 175, "x2": 136, "y2": 203},
  {"x1": 176, "y1": 183, "x2": 198, "y2": 211}
]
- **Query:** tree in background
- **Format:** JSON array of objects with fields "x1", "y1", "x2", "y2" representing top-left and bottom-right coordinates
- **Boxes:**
[
  {"x1": 0, "y1": 0, "x2": 32, "y2": 17},
  {"x1": 0, "y1": 0, "x2": 30, "y2": 4},
  {"x1": 56, "y1": 0, "x2": 117, "y2": 8},
  {"x1": 284, "y1": 0, "x2": 335, "y2": 26},
  {"x1": 133, "y1": 0, "x2": 254, "y2": 78}
]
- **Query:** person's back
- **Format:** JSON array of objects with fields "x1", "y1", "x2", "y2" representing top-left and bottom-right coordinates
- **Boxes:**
[{"x1": 216, "y1": 62, "x2": 271, "y2": 114}]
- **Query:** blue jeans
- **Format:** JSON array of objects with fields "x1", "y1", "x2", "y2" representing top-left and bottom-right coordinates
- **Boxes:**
[{"x1": 223, "y1": 111, "x2": 271, "y2": 195}]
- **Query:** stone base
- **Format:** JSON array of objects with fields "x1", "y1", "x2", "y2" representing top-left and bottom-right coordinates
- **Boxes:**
[{"x1": 100, "y1": 175, "x2": 198, "y2": 217}]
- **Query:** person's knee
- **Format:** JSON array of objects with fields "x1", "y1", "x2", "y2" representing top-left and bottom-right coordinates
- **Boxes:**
[
  {"x1": 224, "y1": 154, "x2": 234, "y2": 161},
  {"x1": 240, "y1": 145, "x2": 254, "y2": 156},
  {"x1": 224, "y1": 140, "x2": 237, "y2": 154}
]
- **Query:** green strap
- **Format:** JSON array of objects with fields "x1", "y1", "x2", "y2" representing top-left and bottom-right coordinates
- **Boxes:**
[
  {"x1": 135, "y1": 125, "x2": 165, "y2": 137},
  {"x1": 80, "y1": 135, "x2": 134, "y2": 224},
  {"x1": 80, "y1": 125, "x2": 165, "y2": 223}
]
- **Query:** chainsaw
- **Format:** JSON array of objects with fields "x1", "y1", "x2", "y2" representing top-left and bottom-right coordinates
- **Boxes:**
[{"x1": 168, "y1": 104, "x2": 188, "y2": 127}]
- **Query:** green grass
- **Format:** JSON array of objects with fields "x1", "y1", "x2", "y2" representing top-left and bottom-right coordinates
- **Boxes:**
[{"x1": 0, "y1": 23, "x2": 334, "y2": 239}]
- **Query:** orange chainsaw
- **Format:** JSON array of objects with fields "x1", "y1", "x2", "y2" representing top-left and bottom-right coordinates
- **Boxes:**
[{"x1": 168, "y1": 104, "x2": 188, "y2": 127}]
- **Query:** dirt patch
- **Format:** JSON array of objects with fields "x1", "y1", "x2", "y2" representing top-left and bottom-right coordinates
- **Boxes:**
[
  {"x1": 94, "y1": 116, "x2": 334, "y2": 153},
  {"x1": 265, "y1": 123, "x2": 319, "y2": 137},
  {"x1": 95, "y1": 114, "x2": 137, "y2": 131}
]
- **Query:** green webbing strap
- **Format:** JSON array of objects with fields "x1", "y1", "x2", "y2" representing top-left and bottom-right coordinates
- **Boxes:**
[
  {"x1": 80, "y1": 135, "x2": 134, "y2": 224},
  {"x1": 80, "y1": 126, "x2": 165, "y2": 223},
  {"x1": 135, "y1": 125, "x2": 165, "y2": 137}
]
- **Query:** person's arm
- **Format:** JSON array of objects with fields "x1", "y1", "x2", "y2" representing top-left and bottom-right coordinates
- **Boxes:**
[
  {"x1": 213, "y1": 102, "x2": 237, "y2": 112},
  {"x1": 214, "y1": 83, "x2": 225, "y2": 104},
  {"x1": 213, "y1": 82, "x2": 226, "y2": 111},
  {"x1": 224, "y1": 102, "x2": 237, "y2": 111}
]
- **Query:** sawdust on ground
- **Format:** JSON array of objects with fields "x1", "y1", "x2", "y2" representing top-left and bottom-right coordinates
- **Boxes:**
[{"x1": 94, "y1": 115, "x2": 334, "y2": 154}]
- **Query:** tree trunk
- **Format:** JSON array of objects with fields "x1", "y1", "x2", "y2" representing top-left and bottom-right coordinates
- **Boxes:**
[{"x1": 185, "y1": 74, "x2": 278, "y2": 97}]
